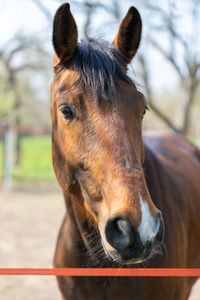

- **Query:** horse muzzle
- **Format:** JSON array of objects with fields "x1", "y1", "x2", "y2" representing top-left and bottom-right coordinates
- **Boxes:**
[{"x1": 103, "y1": 214, "x2": 164, "y2": 264}]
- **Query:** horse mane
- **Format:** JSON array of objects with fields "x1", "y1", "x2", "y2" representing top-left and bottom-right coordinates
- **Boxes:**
[{"x1": 54, "y1": 38, "x2": 135, "y2": 102}]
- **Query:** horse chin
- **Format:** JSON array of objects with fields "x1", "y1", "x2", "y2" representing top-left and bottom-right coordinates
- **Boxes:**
[
  {"x1": 100, "y1": 237, "x2": 153, "y2": 265},
  {"x1": 107, "y1": 250, "x2": 150, "y2": 265}
]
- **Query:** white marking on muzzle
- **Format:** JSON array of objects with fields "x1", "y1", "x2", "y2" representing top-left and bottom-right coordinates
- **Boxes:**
[{"x1": 138, "y1": 193, "x2": 159, "y2": 244}]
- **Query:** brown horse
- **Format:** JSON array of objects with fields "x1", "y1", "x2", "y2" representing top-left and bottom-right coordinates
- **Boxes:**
[{"x1": 51, "y1": 3, "x2": 200, "y2": 300}]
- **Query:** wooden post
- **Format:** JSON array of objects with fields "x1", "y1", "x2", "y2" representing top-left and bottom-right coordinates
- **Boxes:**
[{"x1": 3, "y1": 127, "x2": 16, "y2": 190}]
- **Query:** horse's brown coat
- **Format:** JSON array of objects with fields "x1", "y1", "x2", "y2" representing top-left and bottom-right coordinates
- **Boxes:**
[{"x1": 51, "y1": 3, "x2": 200, "y2": 300}]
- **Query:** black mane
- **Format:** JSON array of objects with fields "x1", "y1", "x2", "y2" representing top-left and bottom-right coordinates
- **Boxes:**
[{"x1": 55, "y1": 39, "x2": 134, "y2": 102}]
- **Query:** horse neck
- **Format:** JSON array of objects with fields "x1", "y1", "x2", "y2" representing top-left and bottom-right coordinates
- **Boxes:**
[{"x1": 143, "y1": 144, "x2": 168, "y2": 213}]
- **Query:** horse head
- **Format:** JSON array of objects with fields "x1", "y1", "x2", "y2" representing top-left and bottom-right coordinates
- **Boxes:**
[{"x1": 51, "y1": 3, "x2": 164, "y2": 265}]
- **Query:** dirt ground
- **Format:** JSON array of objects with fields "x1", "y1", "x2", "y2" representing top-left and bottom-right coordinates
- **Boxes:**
[{"x1": 0, "y1": 185, "x2": 199, "y2": 300}]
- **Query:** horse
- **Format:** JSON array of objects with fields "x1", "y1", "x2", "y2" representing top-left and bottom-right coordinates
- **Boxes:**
[{"x1": 51, "y1": 3, "x2": 200, "y2": 300}]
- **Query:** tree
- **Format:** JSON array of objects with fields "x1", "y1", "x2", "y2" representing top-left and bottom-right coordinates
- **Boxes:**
[
  {"x1": 138, "y1": 0, "x2": 200, "y2": 134},
  {"x1": 31, "y1": 0, "x2": 200, "y2": 135},
  {"x1": 0, "y1": 33, "x2": 50, "y2": 189}
]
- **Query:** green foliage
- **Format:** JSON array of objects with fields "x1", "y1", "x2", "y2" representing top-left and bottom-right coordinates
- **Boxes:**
[{"x1": 0, "y1": 135, "x2": 55, "y2": 181}]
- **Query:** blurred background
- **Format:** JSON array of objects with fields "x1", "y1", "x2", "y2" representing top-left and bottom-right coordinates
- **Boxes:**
[{"x1": 0, "y1": 0, "x2": 199, "y2": 299}]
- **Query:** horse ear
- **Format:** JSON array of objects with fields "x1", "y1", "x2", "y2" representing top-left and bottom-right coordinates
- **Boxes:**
[
  {"x1": 113, "y1": 7, "x2": 142, "y2": 63},
  {"x1": 53, "y1": 3, "x2": 78, "y2": 64}
]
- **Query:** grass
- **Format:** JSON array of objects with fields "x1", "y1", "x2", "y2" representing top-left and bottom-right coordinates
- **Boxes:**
[
  {"x1": 15, "y1": 135, "x2": 55, "y2": 181},
  {"x1": 0, "y1": 135, "x2": 55, "y2": 181},
  {"x1": 188, "y1": 135, "x2": 200, "y2": 146}
]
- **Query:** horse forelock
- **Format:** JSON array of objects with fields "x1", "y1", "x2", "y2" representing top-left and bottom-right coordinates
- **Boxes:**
[{"x1": 54, "y1": 38, "x2": 135, "y2": 102}]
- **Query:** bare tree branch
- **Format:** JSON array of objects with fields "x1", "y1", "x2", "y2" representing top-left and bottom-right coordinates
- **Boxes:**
[
  {"x1": 148, "y1": 37, "x2": 184, "y2": 81},
  {"x1": 138, "y1": 54, "x2": 181, "y2": 134},
  {"x1": 26, "y1": 0, "x2": 200, "y2": 136},
  {"x1": 84, "y1": 2, "x2": 94, "y2": 38},
  {"x1": 30, "y1": 0, "x2": 52, "y2": 23},
  {"x1": 7, "y1": 44, "x2": 29, "y2": 62}
]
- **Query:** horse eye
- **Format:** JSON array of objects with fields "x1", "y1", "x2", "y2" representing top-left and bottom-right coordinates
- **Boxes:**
[
  {"x1": 59, "y1": 105, "x2": 76, "y2": 120},
  {"x1": 142, "y1": 106, "x2": 149, "y2": 119}
]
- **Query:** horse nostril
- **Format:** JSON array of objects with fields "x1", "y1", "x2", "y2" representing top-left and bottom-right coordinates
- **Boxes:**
[
  {"x1": 105, "y1": 217, "x2": 139, "y2": 254},
  {"x1": 104, "y1": 215, "x2": 164, "y2": 261}
]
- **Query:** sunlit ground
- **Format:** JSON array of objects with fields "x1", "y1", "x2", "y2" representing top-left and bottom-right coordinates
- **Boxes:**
[{"x1": 0, "y1": 185, "x2": 199, "y2": 300}]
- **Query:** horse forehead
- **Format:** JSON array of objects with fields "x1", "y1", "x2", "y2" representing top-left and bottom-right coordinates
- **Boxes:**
[
  {"x1": 53, "y1": 67, "x2": 146, "y2": 114},
  {"x1": 59, "y1": 69, "x2": 79, "y2": 88},
  {"x1": 51, "y1": 69, "x2": 78, "y2": 98}
]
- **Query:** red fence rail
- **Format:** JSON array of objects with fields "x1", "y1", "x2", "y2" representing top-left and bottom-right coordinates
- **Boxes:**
[{"x1": 0, "y1": 268, "x2": 200, "y2": 277}]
